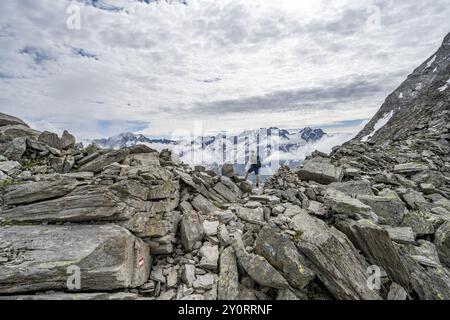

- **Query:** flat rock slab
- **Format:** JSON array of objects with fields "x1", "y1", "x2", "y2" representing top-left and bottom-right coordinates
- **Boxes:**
[
  {"x1": 79, "y1": 149, "x2": 130, "y2": 173},
  {"x1": 0, "y1": 292, "x2": 139, "y2": 300},
  {"x1": 255, "y1": 226, "x2": 315, "y2": 289},
  {"x1": 2, "y1": 179, "x2": 79, "y2": 205},
  {"x1": 0, "y1": 224, "x2": 150, "y2": 294},
  {"x1": 296, "y1": 157, "x2": 343, "y2": 184},
  {"x1": 394, "y1": 162, "x2": 429, "y2": 174},
  {"x1": 290, "y1": 212, "x2": 381, "y2": 300}
]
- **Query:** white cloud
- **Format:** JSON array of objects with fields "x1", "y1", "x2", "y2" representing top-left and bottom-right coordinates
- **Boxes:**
[{"x1": 0, "y1": 0, "x2": 449, "y2": 140}]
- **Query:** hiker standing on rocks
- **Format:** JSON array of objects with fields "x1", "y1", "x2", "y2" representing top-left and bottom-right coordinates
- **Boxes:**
[{"x1": 245, "y1": 150, "x2": 262, "y2": 188}]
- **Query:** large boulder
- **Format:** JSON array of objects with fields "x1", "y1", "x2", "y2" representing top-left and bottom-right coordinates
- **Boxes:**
[
  {"x1": 337, "y1": 219, "x2": 412, "y2": 290},
  {"x1": 254, "y1": 226, "x2": 315, "y2": 289},
  {"x1": 180, "y1": 211, "x2": 204, "y2": 251},
  {"x1": 0, "y1": 113, "x2": 29, "y2": 128},
  {"x1": 221, "y1": 163, "x2": 234, "y2": 178},
  {"x1": 296, "y1": 157, "x2": 343, "y2": 184},
  {"x1": 217, "y1": 246, "x2": 239, "y2": 300},
  {"x1": 38, "y1": 131, "x2": 62, "y2": 149},
  {"x1": 289, "y1": 211, "x2": 381, "y2": 300},
  {"x1": 79, "y1": 149, "x2": 130, "y2": 173},
  {"x1": 2, "y1": 179, "x2": 79, "y2": 206},
  {"x1": 435, "y1": 221, "x2": 450, "y2": 267},
  {"x1": 60, "y1": 130, "x2": 76, "y2": 149},
  {"x1": 232, "y1": 233, "x2": 290, "y2": 289},
  {"x1": 324, "y1": 189, "x2": 378, "y2": 221},
  {"x1": 357, "y1": 192, "x2": 407, "y2": 225},
  {"x1": 0, "y1": 224, "x2": 151, "y2": 294}
]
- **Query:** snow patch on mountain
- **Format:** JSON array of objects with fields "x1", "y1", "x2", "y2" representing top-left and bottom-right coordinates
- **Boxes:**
[{"x1": 361, "y1": 110, "x2": 394, "y2": 142}]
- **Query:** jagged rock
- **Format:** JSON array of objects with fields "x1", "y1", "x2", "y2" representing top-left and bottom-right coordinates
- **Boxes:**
[
  {"x1": 213, "y1": 182, "x2": 239, "y2": 202},
  {"x1": 180, "y1": 264, "x2": 196, "y2": 287},
  {"x1": 381, "y1": 226, "x2": 416, "y2": 245},
  {"x1": 327, "y1": 180, "x2": 374, "y2": 196},
  {"x1": 191, "y1": 194, "x2": 217, "y2": 215},
  {"x1": 193, "y1": 274, "x2": 215, "y2": 290},
  {"x1": 249, "y1": 194, "x2": 280, "y2": 204},
  {"x1": 357, "y1": 193, "x2": 406, "y2": 225},
  {"x1": 324, "y1": 189, "x2": 378, "y2": 221},
  {"x1": 0, "y1": 125, "x2": 40, "y2": 139},
  {"x1": 0, "y1": 224, "x2": 150, "y2": 293},
  {"x1": 435, "y1": 221, "x2": 450, "y2": 267},
  {"x1": 233, "y1": 205, "x2": 264, "y2": 224},
  {"x1": 2, "y1": 179, "x2": 79, "y2": 205},
  {"x1": 198, "y1": 243, "x2": 219, "y2": 270},
  {"x1": 0, "y1": 160, "x2": 20, "y2": 175},
  {"x1": 394, "y1": 163, "x2": 429, "y2": 174},
  {"x1": 401, "y1": 211, "x2": 434, "y2": 236},
  {"x1": 79, "y1": 149, "x2": 130, "y2": 173},
  {"x1": 232, "y1": 233, "x2": 289, "y2": 289},
  {"x1": 1, "y1": 185, "x2": 139, "y2": 223},
  {"x1": 180, "y1": 211, "x2": 204, "y2": 251},
  {"x1": 126, "y1": 210, "x2": 181, "y2": 238},
  {"x1": 402, "y1": 189, "x2": 430, "y2": 211},
  {"x1": 3, "y1": 137, "x2": 26, "y2": 161},
  {"x1": 409, "y1": 240, "x2": 441, "y2": 268},
  {"x1": 38, "y1": 131, "x2": 62, "y2": 149},
  {"x1": 203, "y1": 220, "x2": 219, "y2": 236},
  {"x1": 290, "y1": 212, "x2": 381, "y2": 300},
  {"x1": 60, "y1": 130, "x2": 76, "y2": 149},
  {"x1": 387, "y1": 283, "x2": 408, "y2": 300},
  {"x1": 0, "y1": 292, "x2": 139, "y2": 300},
  {"x1": 254, "y1": 226, "x2": 315, "y2": 289},
  {"x1": 0, "y1": 112, "x2": 29, "y2": 128},
  {"x1": 296, "y1": 157, "x2": 343, "y2": 184},
  {"x1": 276, "y1": 289, "x2": 300, "y2": 300},
  {"x1": 306, "y1": 201, "x2": 328, "y2": 217},
  {"x1": 217, "y1": 246, "x2": 239, "y2": 300},
  {"x1": 221, "y1": 163, "x2": 234, "y2": 178},
  {"x1": 338, "y1": 219, "x2": 411, "y2": 291}
]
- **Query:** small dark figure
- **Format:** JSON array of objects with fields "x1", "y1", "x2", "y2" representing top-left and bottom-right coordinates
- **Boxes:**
[{"x1": 244, "y1": 151, "x2": 262, "y2": 187}]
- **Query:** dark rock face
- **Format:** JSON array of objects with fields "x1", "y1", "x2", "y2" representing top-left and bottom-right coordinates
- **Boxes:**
[{"x1": 0, "y1": 32, "x2": 449, "y2": 301}]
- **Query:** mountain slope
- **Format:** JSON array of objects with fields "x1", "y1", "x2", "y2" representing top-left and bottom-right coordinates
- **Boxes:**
[{"x1": 353, "y1": 32, "x2": 450, "y2": 145}]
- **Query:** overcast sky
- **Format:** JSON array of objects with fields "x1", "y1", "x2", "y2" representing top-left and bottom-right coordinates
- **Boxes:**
[{"x1": 0, "y1": 0, "x2": 449, "y2": 139}]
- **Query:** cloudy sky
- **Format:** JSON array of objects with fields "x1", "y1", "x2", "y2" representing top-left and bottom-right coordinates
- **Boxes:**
[{"x1": 0, "y1": 0, "x2": 449, "y2": 140}]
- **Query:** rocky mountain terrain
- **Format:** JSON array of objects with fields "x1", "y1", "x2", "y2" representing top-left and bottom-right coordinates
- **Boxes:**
[{"x1": 0, "y1": 33, "x2": 449, "y2": 300}]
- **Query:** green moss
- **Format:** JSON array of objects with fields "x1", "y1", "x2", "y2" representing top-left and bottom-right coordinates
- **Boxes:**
[
  {"x1": 291, "y1": 230, "x2": 304, "y2": 243},
  {"x1": 0, "y1": 178, "x2": 21, "y2": 189}
]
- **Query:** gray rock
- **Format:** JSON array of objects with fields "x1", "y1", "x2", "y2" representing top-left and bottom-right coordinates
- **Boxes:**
[
  {"x1": 435, "y1": 221, "x2": 450, "y2": 267},
  {"x1": 233, "y1": 205, "x2": 264, "y2": 224},
  {"x1": 60, "y1": 130, "x2": 76, "y2": 149},
  {"x1": 213, "y1": 182, "x2": 239, "y2": 202},
  {"x1": 327, "y1": 180, "x2": 374, "y2": 196},
  {"x1": 0, "y1": 224, "x2": 150, "y2": 293},
  {"x1": 339, "y1": 219, "x2": 412, "y2": 291},
  {"x1": 401, "y1": 211, "x2": 434, "y2": 236},
  {"x1": 221, "y1": 163, "x2": 234, "y2": 178},
  {"x1": 198, "y1": 244, "x2": 219, "y2": 270},
  {"x1": 325, "y1": 189, "x2": 377, "y2": 221},
  {"x1": 290, "y1": 212, "x2": 382, "y2": 300},
  {"x1": 0, "y1": 125, "x2": 40, "y2": 139},
  {"x1": 0, "y1": 160, "x2": 21, "y2": 175},
  {"x1": 38, "y1": 131, "x2": 62, "y2": 149},
  {"x1": 254, "y1": 226, "x2": 315, "y2": 289},
  {"x1": 232, "y1": 233, "x2": 289, "y2": 289},
  {"x1": 0, "y1": 112, "x2": 29, "y2": 128},
  {"x1": 203, "y1": 220, "x2": 219, "y2": 236},
  {"x1": 2, "y1": 179, "x2": 79, "y2": 205},
  {"x1": 193, "y1": 274, "x2": 215, "y2": 290},
  {"x1": 382, "y1": 226, "x2": 416, "y2": 245},
  {"x1": 180, "y1": 211, "x2": 204, "y2": 251},
  {"x1": 394, "y1": 162, "x2": 429, "y2": 174},
  {"x1": 191, "y1": 194, "x2": 217, "y2": 215},
  {"x1": 387, "y1": 283, "x2": 408, "y2": 300},
  {"x1": 217, "y1": 246, "x2": 239, "y2": 300},
  {"x1": 276, "y1": 289, "x2": 300, "y2": 300},
  {"x1": 296, "y1": 157, "x2": 343, "y2": 184},
  {"x1": 180, "y1": 264, "x2": 196, "y2": 287},
  {"x1": 0, "y1": 292, "x2": 139, "y2": 300},
  {"x1": 357, "y1": 193, "x2": 406, "y2": 225},
  {"x1": 79, "y1": 149, "x2": 130, "y2": 173},
  {"x1": 3, "y1": 137, "x2": 26, "y2": 161}
]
